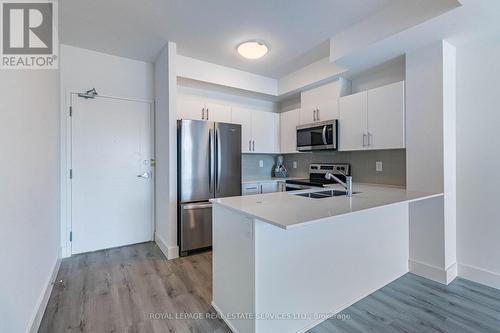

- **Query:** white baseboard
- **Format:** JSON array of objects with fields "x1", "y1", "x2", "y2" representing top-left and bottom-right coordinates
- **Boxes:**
[
  {"x1": 154, "y1": 232, "x2": 179, "y2": 259},
  {"x1": 61, "y1": 245, "x2": 71, "y2": 258},
  {"x1": 27, "y1": 253, "x2": 61, "y2": 333},
  {"x1": 409, "y1": 259, "x2": 457, "y2": 285},
  {"x1": 211, "y1": 302, "x2": 241, "y2": 333},
  {"x1": 458, "y1": 263, "x2": 500, "y2": 290}
]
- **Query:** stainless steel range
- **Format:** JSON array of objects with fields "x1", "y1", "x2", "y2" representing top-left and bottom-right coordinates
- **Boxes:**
[{"x1": 285, "y1": 163, "x2": 350, "y2": 191}]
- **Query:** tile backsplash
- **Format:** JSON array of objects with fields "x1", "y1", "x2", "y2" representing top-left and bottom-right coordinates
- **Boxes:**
[
  {"x1": 242, "y1": 150, "x2": 406, "y2": 186},
  {"x1": 242, "y1": 154, "x2": 279, "y2": 179},
  {"x1": 283, "y1": 149, "x2": 406, "y2": 186}
]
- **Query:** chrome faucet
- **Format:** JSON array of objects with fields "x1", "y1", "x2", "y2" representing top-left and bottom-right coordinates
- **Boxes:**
[{"x1": 325, "y1": 171, "x2": 353, "y2": 197}]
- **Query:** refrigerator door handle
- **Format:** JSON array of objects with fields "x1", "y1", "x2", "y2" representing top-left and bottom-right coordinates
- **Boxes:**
[
  {"x1": 182, "y1": 203, "x2": 212, "y2": 210},
  {"x1": 215, "y1": 127, "x2": 222, "y2": 192},
  {"x1": 209, "y1": 128, "x2": 214, "y2": 193}
]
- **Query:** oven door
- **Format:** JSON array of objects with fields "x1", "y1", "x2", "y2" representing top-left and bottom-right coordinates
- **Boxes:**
[{"x1": 296, "y1": 120, "x2": 337, "y2": 151}]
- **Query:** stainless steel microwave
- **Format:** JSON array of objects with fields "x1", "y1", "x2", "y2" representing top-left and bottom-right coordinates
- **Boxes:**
[{"x1": 296, "y1": 120, "x2": 338, "y2": 151}]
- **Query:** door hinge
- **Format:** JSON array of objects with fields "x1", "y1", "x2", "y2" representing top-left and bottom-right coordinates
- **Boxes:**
[
  {"x1": 69, "y1": 232, "x2": 72, "y2": 242},
  {"x1": 69, "y1": 169, "x2": 73, "y2": 179},
  {"x1": 69, "y1": 106, "x2": 72, "y2": 117}
]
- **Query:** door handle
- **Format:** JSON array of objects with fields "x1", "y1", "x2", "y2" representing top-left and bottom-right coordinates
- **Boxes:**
[
  {"x1": 183, "y1": 203, "x2": 212, "y2": 210},
  {"x1": 137, "y1": 172, "x2": 150, "y2": 179},
  {"x1": 216, "y1": 128, "x2": 222, "y2": 192},
  {"x1": 322, "y1": 126, "x2": 328, "y2": 145},
  {"x1": 209, "y1": 128, "x2": 214, "y2": 193}
]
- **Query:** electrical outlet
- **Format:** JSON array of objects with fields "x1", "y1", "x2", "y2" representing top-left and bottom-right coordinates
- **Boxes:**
[
  {"x1": 376, "y1": 161, "x2": 383, "y2": 172},
  {"x1": 293, "y1": 161, "x2": 297, "y2": 169},
  {"x1": 259, "y1": 160, "x2": 264, "y2": 168}
]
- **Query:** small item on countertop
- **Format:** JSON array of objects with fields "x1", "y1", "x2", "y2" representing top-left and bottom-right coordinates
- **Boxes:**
[{"x1": 274, "y1": 155, "x2": 288, "y2": 178}]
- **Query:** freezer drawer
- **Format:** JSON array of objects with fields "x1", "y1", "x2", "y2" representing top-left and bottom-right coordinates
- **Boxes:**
[{"x1": 179, "y1": 202, "x2": 212, "y2": 254}]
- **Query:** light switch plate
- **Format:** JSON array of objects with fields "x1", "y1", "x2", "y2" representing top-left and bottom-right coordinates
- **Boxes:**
[
  {"x1": 259, "y1": 160, "x2": 264, "y2": 168},
  {"x1": 293, "y1": 161, "x2": 297, "y2": 169},
  {"x1": 376, "y1": 161, "x2": 383, "y2": 172}
]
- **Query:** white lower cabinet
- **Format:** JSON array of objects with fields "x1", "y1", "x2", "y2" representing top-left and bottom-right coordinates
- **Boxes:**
[
  {"x1": 259, "y1": 182, "x2": 278, "y2": 193},
  {"x1": 339, "y1": 81, "x2": 405, "y2": 151},
  {"x1": 242, "y1": 180, "x2": 283, "y2": 195},
  {"x1": 242, "y1": 183, "x2": 260, "y2": 195}
]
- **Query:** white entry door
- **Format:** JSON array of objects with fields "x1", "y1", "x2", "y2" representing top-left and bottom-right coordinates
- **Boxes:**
[{"x1": 71, "y1": 95, "x2": 153, "y2": 254}]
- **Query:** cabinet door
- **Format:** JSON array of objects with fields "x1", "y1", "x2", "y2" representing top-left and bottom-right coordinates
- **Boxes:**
[
  {"x1": 315, "y1": 81, "x2": 341, "y2": 121},
  {"x1": 252, "y1": 110, "x2": 279, "y2": 153},
  {"x1": 299, "y1": 108, "x2": 316, "y2": 125},
  {"x1": 205, "y1": 102, "x2": 232, "y2": 123},
  {"x1": 242, "y1": 183, "x2": 260, "y2": 195},
  {"x1": 177, "y1": 95, "x2": 205, "y2": 120},
  {"x1": 301, "y1": 80, "x2": 341, "y2": 123},
  {"x1": 367, "y1": 81, "x2": 405, "y2": 150},
  {"x1": 280, "y1": 109, "x2": 300, "y2": 153},
  {"x1": 260, "y1": 182, "x2": 278, "y2": 194},
  {"x1": 231, "y1": 107, "x2": 253, "y2": 153},
  {"x1": 339, "y1": 91, "x2": 368, "y2": 151}
]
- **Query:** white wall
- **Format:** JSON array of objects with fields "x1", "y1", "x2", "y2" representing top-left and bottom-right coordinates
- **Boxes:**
[
  {"x1": 406, "y1": 41, "x2": 457, "y2": 284},
  {"x1": 177, "y1": 54, "x2": 278, "y2": 96},
  {"x1": 59, "y1": 44, "x2": 154, "y2": 257},
  {"x1": 456, "y1": 34, "x2": 500, "y2": 289},
  {"x1": 178, "y1": 81, "x2": 278, "y2": 113},
  {"x1": 0, "y1": 71, "x2": 60, "y2": 332},
  {"x1": 154, "y1": 42, "x2": 179, "y2": 259},
  {"x1": 349, "y1": 56, "x2": 405, "y2": 93}
]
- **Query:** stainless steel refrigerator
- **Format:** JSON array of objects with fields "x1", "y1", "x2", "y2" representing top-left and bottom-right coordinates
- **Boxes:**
[{"x1": 177, "y1": 119, "x2": 241, "y2": 256}]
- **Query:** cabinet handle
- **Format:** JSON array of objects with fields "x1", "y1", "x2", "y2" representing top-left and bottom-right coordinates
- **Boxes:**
[
  {"x1": 316, "y1": 108, "x2": 320, "y2": 121},
  {"x1": 206, "y1": 108, "x2": 209, "y2": 120},
  {"x1": 252, "y1": 140, "x2": 255, "y2": 151},
  {"x1": 368, "y1": 133, "x2": 373, "y2": 147},
  {"x1": 260, "y1": 184, "x2": 263, "y2": 193},
  {"x1": 363, "y1": 133, "x2": 367, "y2": 147},
  {"x1": 249, "y1": 140, "x2": 252, "y2": 151},
  {"x1": 313, "y1": 109, "x2": 316, "y2": 121},
  {"x1": 201, "y1": 107, "x2": 205, "y2": 120}
]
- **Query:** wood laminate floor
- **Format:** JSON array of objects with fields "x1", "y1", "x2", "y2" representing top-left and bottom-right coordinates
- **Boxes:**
[{"x1": 40, "y1": 242, "x2": 500, "y2": 333}]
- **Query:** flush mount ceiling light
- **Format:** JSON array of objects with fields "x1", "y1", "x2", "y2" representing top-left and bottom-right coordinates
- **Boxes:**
[{"x1": 237, "y1": 40, "x2": 269, "y2": 59}]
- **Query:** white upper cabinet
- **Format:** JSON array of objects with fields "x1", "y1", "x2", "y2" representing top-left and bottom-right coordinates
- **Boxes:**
[
  {"x1": 367, "y1": 81, "x2": 405, "y2": 150},
  {"x1": 339, "y1": 91, "x2": 368, "y2": 151},
  {"x1": 232, "y1": 107, "x2": 279, "y2": 153},
  {"x1": 177, "y1": 95, "x2": 206, "y2": 121},
  {"x1": 205, "y1": 101, "x2": 232, "y2": 123},
  {"x1": 300, "y1": 79, "x2": 349, "y2": 125},
  {"x1": 251, "y1": 110, "x2": 279, "y2": 153},
  {"x1": 177, "y1": 95, "x2": 231, "y2": 122},
  {"x1": 231, "y1": 107, "x2": 253, "y2": 153},
  {"x1": 280, "y1": 109, "x2": 300, "y2": 154},
  {"x1": 339, "y1": 81, "x2": 405, "y2": 151}
]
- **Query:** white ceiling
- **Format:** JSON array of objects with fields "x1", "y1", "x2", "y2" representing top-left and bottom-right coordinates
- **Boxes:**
[{"x1": 60, "y1": 0, "x2": 396, "y2": 78}]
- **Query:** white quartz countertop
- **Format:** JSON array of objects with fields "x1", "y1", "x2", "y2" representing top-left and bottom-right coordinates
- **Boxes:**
[{"x1": 211, "y1": 183, "x2": 443, "y2": 230}]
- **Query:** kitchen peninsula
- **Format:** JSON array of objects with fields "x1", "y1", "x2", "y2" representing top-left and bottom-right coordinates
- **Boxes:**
[{"x1": 211, "y1": 183, "x2": 442, "y2": 333}]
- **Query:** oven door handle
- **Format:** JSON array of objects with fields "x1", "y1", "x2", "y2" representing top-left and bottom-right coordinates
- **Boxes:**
[{"x1": 322, "y1": 125, "x2": 328, "y2": 145}]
